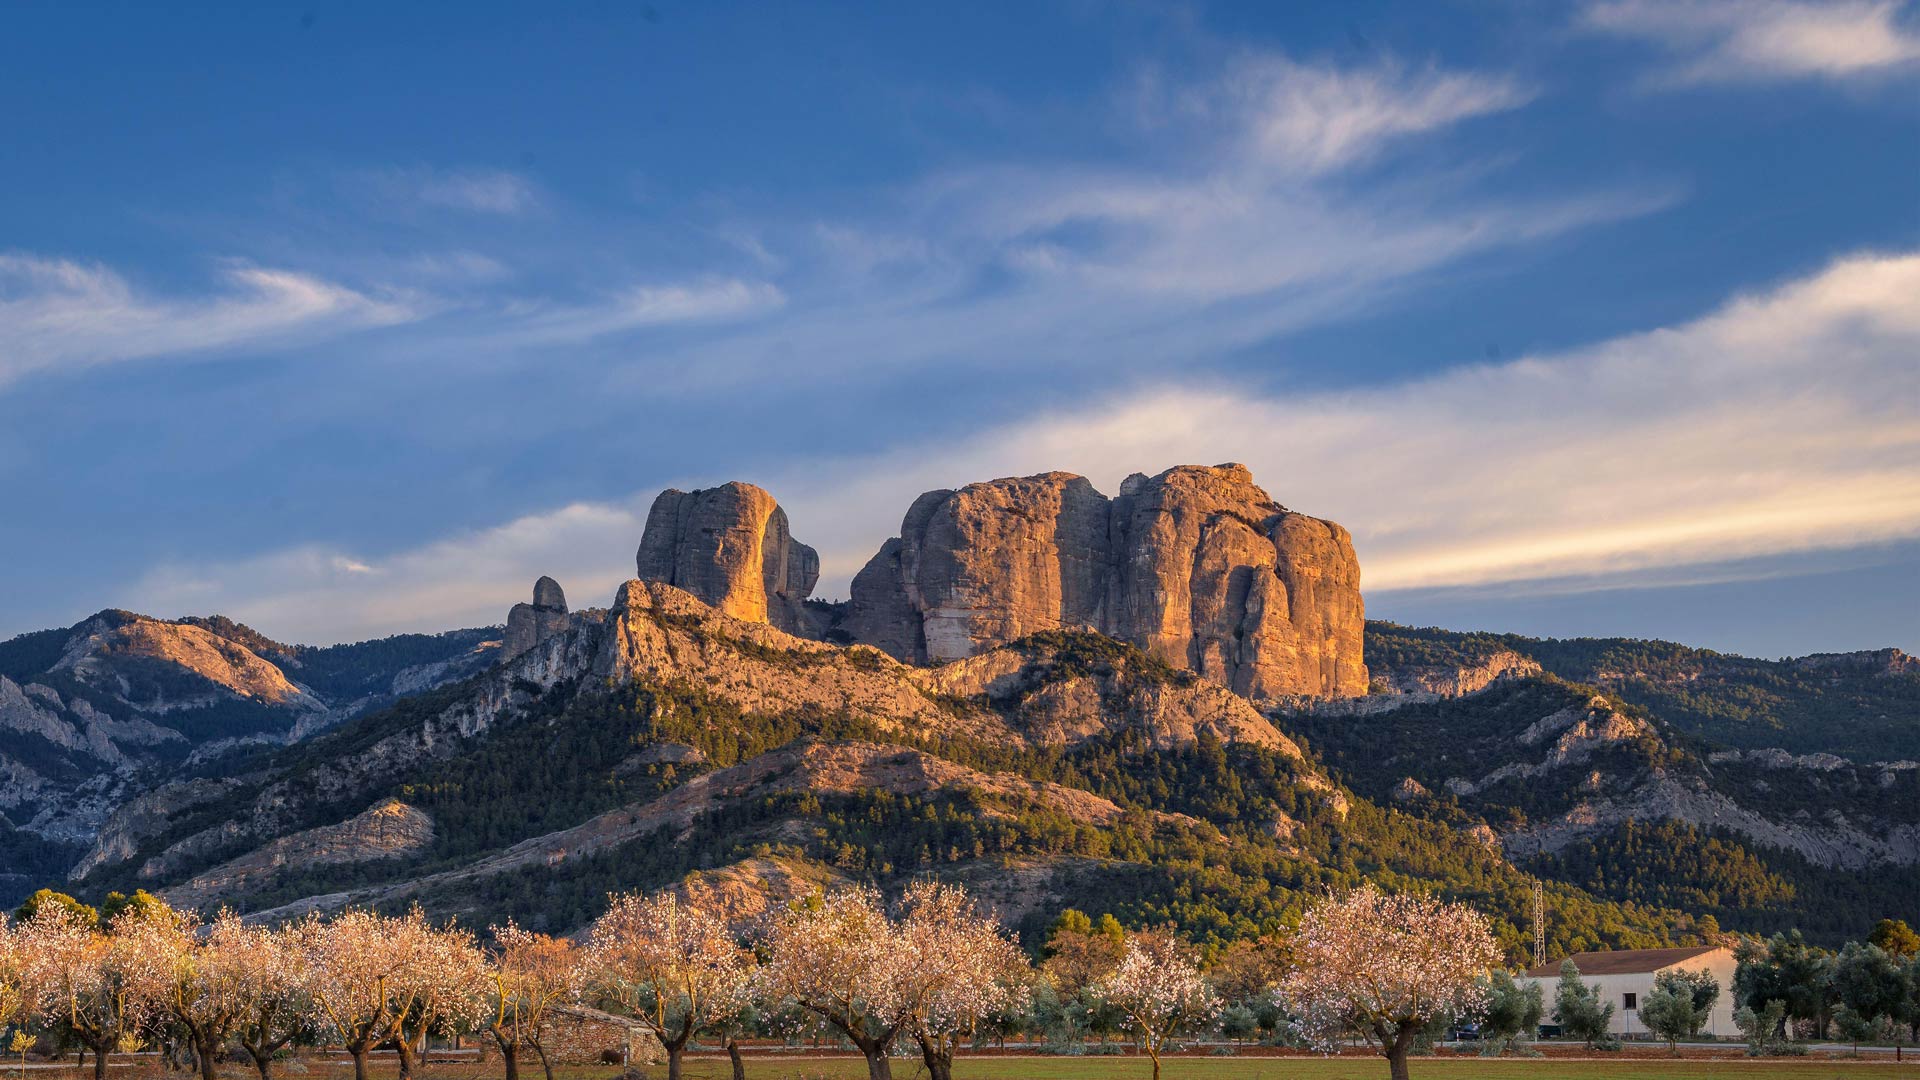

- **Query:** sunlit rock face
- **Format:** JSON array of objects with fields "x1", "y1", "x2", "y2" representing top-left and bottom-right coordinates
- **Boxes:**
[
  {"x1": 846, "y1": 463, "x2": 1368, "y2": 701},
  {"x1": 634, "y1": 481, "x2": 820, "y2": 636}
]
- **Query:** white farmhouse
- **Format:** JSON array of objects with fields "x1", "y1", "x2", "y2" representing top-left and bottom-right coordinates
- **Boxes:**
[{"x1": 1519, "y1": 945, "x2": 1738, "y2": 1038}]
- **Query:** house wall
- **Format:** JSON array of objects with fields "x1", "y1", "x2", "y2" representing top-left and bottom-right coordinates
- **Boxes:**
[{"x1": 1519, "y1": 948, "x2": 1738, "y2": 1039}]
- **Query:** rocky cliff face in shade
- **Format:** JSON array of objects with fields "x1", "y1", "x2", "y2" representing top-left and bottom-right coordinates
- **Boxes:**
[
  {"x1": 634, "y1": 482, "x2": 820, "y2": 636},
  {"x1": 502, "y1": 576, "x2": 570, "y2": 660},
  {"x1": 845, "y1": 463, "x2": 1367, "y2": 700}
]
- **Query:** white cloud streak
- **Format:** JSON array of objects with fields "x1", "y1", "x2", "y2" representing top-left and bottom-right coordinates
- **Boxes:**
[
  {"x1": 1209, "y1": 56, "x2": 1534, "y2": 173},
  {"x1": 348, "y1": 166, "x2": 544, "y2": 215},
  {"x1": 117, "y1": 250, "x2": 1920, "y2": 643},
  {"x1": 0, "y1": 254, "x2": 418, "y2": 387},
  {"x1": 1583, "y1": 0, "x2": 1920, "y2": 84},
  {"x1": 505, "y1": 279, "x2": 787, "y2": 346}
]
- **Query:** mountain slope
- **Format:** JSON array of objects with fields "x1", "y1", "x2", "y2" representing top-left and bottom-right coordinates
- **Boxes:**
[
  {"x1": 45, "y1": 580, "x2": 1854, "y2": 958},
  {"x1": 0, "y1": 611, "x2": 498, "y2": 902},
  {"x1": 1293, "y1": 649, "x2": 1920, "y2": 940},
  {"x1": 1366, "y1": 621, "x2": 1920, "y2": 760}
]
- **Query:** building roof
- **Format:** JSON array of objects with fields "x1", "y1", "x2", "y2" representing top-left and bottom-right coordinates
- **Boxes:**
[{"x1": 1523, "y1": 945, "x2": 1724, "y2": 978}]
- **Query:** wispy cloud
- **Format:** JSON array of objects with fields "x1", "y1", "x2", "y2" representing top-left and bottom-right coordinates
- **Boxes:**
[
  {"x1": 607, "y1": 50, "x2": 1657, "y2": 393},
  {"x1": 504, "y1": 278, "x2": 787, "y2": 345},
  {"x1": 346, "y1": 166, "x2": 544, "y2": 215},
  {"x1": 0, "y1": 254, "x2": 418, "y2": 387},
  {"x1": 123, "y1": 501, "x2": 651, "y2": 644},
  {"x1": 1582, "y1": 0, "x2": 1920, "y2": 85},
  {"x1": 118, "y1": 251, "x2": 1920, "y2": 643},
  {"x1": 765, "y1": 248, "x2": 1920, "y2": 597},
  {"x1": 1201, "y1": 56, "x2": 1534, "y2": 173}
]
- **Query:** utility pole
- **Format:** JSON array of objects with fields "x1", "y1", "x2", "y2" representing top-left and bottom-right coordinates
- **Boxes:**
[{"x1": 1532, "y1": 879, "x2": 1546, "y2": 968}]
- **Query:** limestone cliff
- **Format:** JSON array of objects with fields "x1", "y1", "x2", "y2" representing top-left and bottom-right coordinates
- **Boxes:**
[
  {"x1": 845, "y1": 464, "x2": 1366, "y2": 700},
  {"x1": 634, "y1": 482, "x2": 820, "y2": 636}
]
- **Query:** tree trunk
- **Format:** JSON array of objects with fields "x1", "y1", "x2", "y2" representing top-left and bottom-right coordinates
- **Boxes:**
[
  {"x1": 725, "y1": 1038, "x2": 746, "y2": 1080},
  {"x1": 666, "y1": 1046, "x2": 682, "y2": 1080},
  {"x1": 393, "y1": 1036, "x2": 416, "y2": 1080},
  {"x1": 851, "y1": 1037, "x2": 892, "y2": 1080},
  {"x1": 491, "y1": 1035, "x2": 518, "y2": 1080},
  {"x1": 915, "y1": 1036, "x2": 952, "y2": 1080},
  {"x1": 93, "y1": 1048, "x2": 109, "y2": 1080},
  {"x1": 531, "y1": 1044, "x2": 554, "y2": 1080},
  {"x1": 1147, "y1": 1045, "x2": 1161, "y2": 1080},
  {"x1": 246, "y1": 1046, "x2": 274, "y2": 1080},
  {"x1": 349, "y1": 1045, "x2": 369, "y2": 1080},
  {"x1": 197, "y1": 1035, "x2": 221, "y2": 1080},
  {"x1": 1386, "y1": 1022, "x2": 1418, "y2": 1080}
]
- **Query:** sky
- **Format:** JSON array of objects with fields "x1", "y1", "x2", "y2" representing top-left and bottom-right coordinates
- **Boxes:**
[{"x1": 1, "y1": 1, "x2": 1917, "y2": 658}]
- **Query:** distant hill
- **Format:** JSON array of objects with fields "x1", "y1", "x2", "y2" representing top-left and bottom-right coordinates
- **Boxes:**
[
  {"x1": 0, "y1": 610, "x2": 498, "y2": 899},
  {"x1": 1366, "y1": 621, "x2": 1920, "y2": 761}
]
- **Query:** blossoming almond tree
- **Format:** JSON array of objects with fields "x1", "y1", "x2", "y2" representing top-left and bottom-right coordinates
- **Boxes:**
[
  {"x1": 1276, "y1": 886, "x2": 1501, "y2": 1080},
  {"x1": 18, "y1": 904, "x2": 139, "y2": 1080},
  {"x1": 230, "y1": 921, "x2": 313, "y2": 1080},
  {"x1": 118, "y1": 906, "x2": 258, "y2": 1080},
  {"x1": 894, "y1": 882, "x2": 1029, "y2": 1080},
  {"x1": 1092, "y1": 930, "x2": 1219, "y2": 1080},
  {"x1": 763, "y1": 887, "x2": 912, "y2": 1080},
  {"x1": 299, "y1": 909, "x2": 425, "y2": 1080},
  {"x1": 484, "y1": 923, "x2": 579, "y2": 1080},
  {"x1": 386, "y1": 915, "x2": 491, "y2": 1080},
  {"x1": 585, "y1": 892, "x2": 753, "y2": 1080}
]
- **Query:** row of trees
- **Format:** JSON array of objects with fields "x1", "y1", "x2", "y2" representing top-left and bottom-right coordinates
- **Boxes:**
[
  {"x1": 1731, "y1": 920, "x2": 1920, "y2": 1048},
  {"x1": 0, "y1": 882, "x2": 1593, "y2": 1080}
]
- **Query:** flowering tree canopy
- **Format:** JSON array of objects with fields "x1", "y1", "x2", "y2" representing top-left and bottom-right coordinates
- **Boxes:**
[
  {"x1": 763, "y1": 886, "x2": 912, "y2": 1080},
  {"x1": 485, "y1": 922, "x2": 580, "y2": 1080},
  {"x1": 585, "y1": 891, "x2": 752, "y2": 1080},
  {"x1": 16, "y1": 903, "x2": 136, "y2": 1080},
  {"x1": 894, "y1": 882, "x2": 1029, "y2": 1080},
  {"x1": 1277, "y1": 886, "x2": 1500, "y2": 1080},
  {"x1": 1092, "y1": 930, "x2": 1219, "y2": 1080}
]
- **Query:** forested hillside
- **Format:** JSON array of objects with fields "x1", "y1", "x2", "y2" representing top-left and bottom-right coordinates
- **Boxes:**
[{"x1": 1367, "y1": 621, "x2": 1920, "y2": 760}]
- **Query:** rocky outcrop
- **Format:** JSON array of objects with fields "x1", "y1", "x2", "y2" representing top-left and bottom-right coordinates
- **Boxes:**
[
  {"x1": 1370, "y1": 648, "x2": 1542, "y2": 700},
  {"x1": 635, "y1": 483, "x2": 820, "y2": 636},
  {"x1": 502, "y1": 576, "x2": 570, "y2": 660},
  {"x1": 846, "y1": 464, "x2": 1366, "y2": 700},
  {"x1": 158, "y1": 798, "x2": 433, "y2": 910}
]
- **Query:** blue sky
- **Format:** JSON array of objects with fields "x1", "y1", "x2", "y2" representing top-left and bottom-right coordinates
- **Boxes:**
[{"x1": 2, "y1": 1, "x2": 1917, "y2": 655}]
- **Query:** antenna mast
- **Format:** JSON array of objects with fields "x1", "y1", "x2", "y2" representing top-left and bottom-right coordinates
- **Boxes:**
[{"x1": 1531, "y1": 879, "x2": 1546, "y2": 968}]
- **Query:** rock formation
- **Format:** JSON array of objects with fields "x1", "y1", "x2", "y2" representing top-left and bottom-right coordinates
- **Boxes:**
[
  {"x1": 634, "y1": 482, "x2": 819, "y2": 635},
  {"x1": 845, "y1": 464, "x2": 1367, "y2": 700},
  {"x1": 502, "y1": 575, "x2": 570, "y2": 660}
]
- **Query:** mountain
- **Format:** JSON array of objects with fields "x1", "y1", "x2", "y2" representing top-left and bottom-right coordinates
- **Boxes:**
[
  {"x1": 1288, "y1": 622, "x2": 1920, "y2": 940},
  {"x1": 0, "y1": 610, "x2": 497, "y2": 899},
  {"x1": 4, "y1": 466, "x2": 1914, "y2": 958}
]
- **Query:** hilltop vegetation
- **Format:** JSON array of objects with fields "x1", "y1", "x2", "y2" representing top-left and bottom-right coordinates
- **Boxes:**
[{"x1": 1367, "y1": 622, "x2": 1920, "y2": 760}]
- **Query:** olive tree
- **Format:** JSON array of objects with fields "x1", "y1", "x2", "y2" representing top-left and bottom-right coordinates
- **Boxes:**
[{"x1": 1639, "y1": 967, "x2": 1719, "y2": 1054}]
